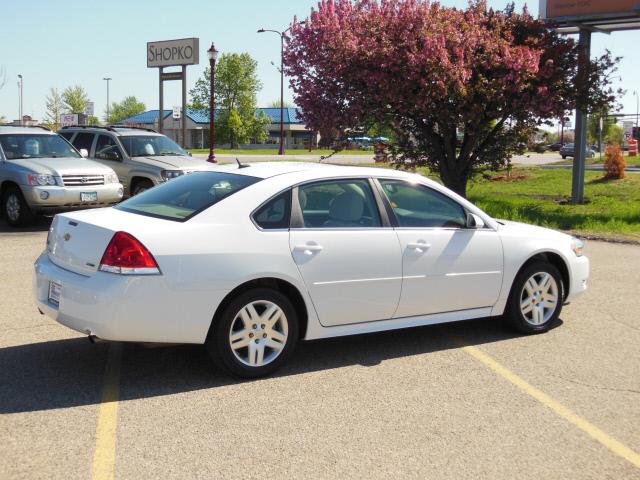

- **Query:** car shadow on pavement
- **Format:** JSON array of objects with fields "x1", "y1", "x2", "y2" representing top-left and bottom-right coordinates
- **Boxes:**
[
  {"x1": 0, "y1": 316, "x2": 562, "y2": 414},
  {"x1": 0, "y1": 215, "x2": 52, "y2": 233}
]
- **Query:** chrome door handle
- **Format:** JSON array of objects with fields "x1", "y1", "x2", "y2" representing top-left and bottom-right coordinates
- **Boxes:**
[
  {"x1": 294, "y1": 243, "x2": 323, "y2": 255},
  {"x1": 407, "y1": 241, "x2": 431, "y2": 253}
]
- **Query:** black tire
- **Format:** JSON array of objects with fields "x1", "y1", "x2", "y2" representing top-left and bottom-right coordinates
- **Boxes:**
[
  {"x1": 505, "y1": 261, "x2": 564, "y2": 334},
  {"x1": 561, "y1": 155, "x2": 567, "y2": 159},
  {"x1": 2, "y1": 185, "x2": 34, "y2": 227},
  {"x1": 132, "y1": 179, "x2": 154, "y2": 196},
  {"x1": 206, "y1": 288, "x2": 299, "y2": 379}
]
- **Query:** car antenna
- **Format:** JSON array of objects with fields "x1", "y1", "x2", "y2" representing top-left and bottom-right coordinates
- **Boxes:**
[{"x1": 236, "y1": 157, "x2": 250, "y2": 169}]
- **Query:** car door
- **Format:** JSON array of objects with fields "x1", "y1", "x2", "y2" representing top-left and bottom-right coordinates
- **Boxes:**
[
  {"x1": 289, "y1": 178, "x2": 402, "y2": 327},
  {"x1": 94, "y1": 134, "x2": 128, "y2": 187},
  {"x1": 377, "y1": 179, "x2": 503, "y2": 318}
]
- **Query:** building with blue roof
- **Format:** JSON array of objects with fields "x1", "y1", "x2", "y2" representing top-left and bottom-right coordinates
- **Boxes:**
[{"x1": 117, "y1": 108, "x2": 317, "y2": 149}]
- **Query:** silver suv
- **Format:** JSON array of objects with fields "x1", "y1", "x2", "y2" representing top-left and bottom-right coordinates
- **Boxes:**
[
  {"x1": 59, "y1": 126, "x2": 216, "y2": 196},
  {"x1": 0, "y1": 126, "x2": 123, "y2": 226}
]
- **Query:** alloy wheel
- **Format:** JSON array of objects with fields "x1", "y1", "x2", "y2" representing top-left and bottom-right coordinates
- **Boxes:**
[
  {"x1": 520, "y1": 272, "x2": 559, "y2": 326},
  {"x1": 228, "y1": 300, "x2": 289, "y2": 367},
  {"x1": 6, "y1": 194, "x2": 20, "y2": 222}
]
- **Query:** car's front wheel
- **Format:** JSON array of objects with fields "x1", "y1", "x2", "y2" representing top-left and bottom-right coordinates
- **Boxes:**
[
  {"x1": 505, "y1": 261, "x2": 564, "y2": 334},
  {"x1": 206, "y1": 288, "x2": 299, "y2": 378},
  {"x1": 132, "y1": 179, "x2": 154, "y2": 196},
  {"x1": 2, "y1": 186, "x2": 34, "y2": 227}
]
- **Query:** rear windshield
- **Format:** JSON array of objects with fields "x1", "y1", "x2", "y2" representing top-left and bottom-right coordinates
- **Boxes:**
[{"x1": 116, "y1": 172, "x2": 260, "y2": 221}]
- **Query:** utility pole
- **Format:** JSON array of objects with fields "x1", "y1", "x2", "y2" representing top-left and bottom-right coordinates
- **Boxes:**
[
  {"x1": 17, "y1": 75, "x2": 23, "y2": 125},
  {"x1": 103, "y1": 77, "x2": 112, "y2": 123}
]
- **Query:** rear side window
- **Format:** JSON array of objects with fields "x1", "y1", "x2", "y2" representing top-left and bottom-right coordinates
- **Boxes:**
[
  {"x1": 71, "y1": 132, "x2": 94, "y2": 152},
  {"x1": 116, "y1": 171, "x2": 260, "y2": 221},
  {"x1": 253, "y1": 191, "x2": 291, "y2": 229}
]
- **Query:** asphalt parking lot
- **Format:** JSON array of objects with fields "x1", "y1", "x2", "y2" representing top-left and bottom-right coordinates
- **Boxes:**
[{"x1": 1, "y1": 218, "x2": 639, "y2": 479}]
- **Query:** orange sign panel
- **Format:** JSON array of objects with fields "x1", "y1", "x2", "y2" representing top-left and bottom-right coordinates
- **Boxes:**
[{"x1": 546, "y1": 0, "x2": 638, "y2": 18}]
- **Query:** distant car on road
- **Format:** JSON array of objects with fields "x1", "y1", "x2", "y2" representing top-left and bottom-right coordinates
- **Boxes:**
[
  {"x1": 548, "y1": 143, "x2": 563, "y2": 152},
  {"x1": 0, "y1": 126, "x2": 123, "y2": 226},
  {"x1": 560, "y1": 143, "x2": 596, "y2": 159},
  {"x1": 59, "y1": 125, "x2": 217, "y2": 197},
  {"x1": 35, "y1": 162, "x2": 589, "y2": 378}
]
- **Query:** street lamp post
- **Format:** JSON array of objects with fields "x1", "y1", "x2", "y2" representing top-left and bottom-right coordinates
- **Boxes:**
[
  {"x1": 634, "y1": 90, "x2": 639, "y2": 129},
  {"x1": 207, "y1": 43, "x2": 219, "y2": 163},
  {"x1": 257, "y1": 21, "x2": 305, "y2": 156},
  {"x1": 103, "y1": 77, "x2": 112, "y2": 123},
  {"x1": 17, "y1": 75, "x2": 23, "y2": 126}
]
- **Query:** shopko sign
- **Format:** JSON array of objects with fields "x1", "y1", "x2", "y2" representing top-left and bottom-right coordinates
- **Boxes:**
[{"x1": 147, "y1": 38, "x2": 199, "y2": 68}]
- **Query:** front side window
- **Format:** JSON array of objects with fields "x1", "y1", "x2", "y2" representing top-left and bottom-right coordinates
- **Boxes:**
[
  {"x1": 0, "y1": 134, "x2": 80, "y2": 159},
  {"x1": 119, "y1": 135, "x2": 187, "y2": 157},
  {"x1": 297, "y1": 179, "x2": 381, "y2": 228},
  {"x1": 379, "y1": 179, "x2": 466, "y2": 228},
  {"x1": 116, "y1": 171, "x2": 260, "y2": 221},
  {"x1": 253, "y1": 191, "x2": 291, "y2": 229},
  {"x1": 95, "y1": 135, "x2": 123, "y2": 161},
  {"x1": 71, "y1": 132, "x2": 95, "y2": 152}
]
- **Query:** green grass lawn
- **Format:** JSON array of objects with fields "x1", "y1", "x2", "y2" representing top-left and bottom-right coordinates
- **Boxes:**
[
  {"x1": 187, "y1": 148, "x2": 372, "y2": 155},
  {"x1": 550, "y1": 153, "x2": 640, "y2": 167},
  {"x1": 464, "y1": 168, "x2": 640, "y2": 241}
]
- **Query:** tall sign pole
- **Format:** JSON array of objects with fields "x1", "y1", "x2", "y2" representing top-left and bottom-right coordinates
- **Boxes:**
[
  {"x1": 571, "y1": 29, "x2": 590, "y2": 204},
  {"x1": 147, "y1": 38, "x2": 199, "y2": 146}
]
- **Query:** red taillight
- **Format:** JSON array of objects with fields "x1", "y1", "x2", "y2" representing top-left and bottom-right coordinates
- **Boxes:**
[{"x1": 99, "y1": 231, "x2": 160, "y2": 275}]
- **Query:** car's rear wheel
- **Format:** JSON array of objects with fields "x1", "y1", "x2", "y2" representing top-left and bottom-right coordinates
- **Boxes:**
[
  {"x1": 2, "y1": 186, "x2": 34, "y2": 227},
  {"x1": 206, "y1": 288, "x2": 299, "y2": 378},
  {"x1": 505, "y1": 261, "x2": 563, "y2": 334},
  {"x1": 132, "y1": 179, "x2": 153, "y2": 196}
]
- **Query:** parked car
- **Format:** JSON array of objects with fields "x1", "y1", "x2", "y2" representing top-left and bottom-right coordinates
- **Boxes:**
[
  {"x1": 548, "y1": 143, "x2": 563, "y2": 152},
  {"x1": 35, "y1": 163, "x2": 589, "y2": 378},
  {"x1": 559, "y1": 143, "x2": 596, "y2": 159},
  {"x1": 0, "y1": 126, "x2": 123, "y2": 226},
  {"x1": 59, "y1": 125, "x2": 217, "y2": 197}
]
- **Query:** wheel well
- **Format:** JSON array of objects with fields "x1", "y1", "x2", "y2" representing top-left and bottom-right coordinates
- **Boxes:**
[
  {"x1": 210, "y1": 278, "x2": 309, "y2": 340},
  {"x1": 0, "y1": 180, "x2": 20, "y2": 198},
  {"x1": 130, "y1": 176, "x2": 153, "y2": 192},
  {"x1": 518, "y1": 252, "x2": 570, "y2": 299}
]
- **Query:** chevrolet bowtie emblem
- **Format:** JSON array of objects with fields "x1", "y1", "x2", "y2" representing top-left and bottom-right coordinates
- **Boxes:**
[{"x1": 63, "y1": 233, "x2": 71, "y2": 241}]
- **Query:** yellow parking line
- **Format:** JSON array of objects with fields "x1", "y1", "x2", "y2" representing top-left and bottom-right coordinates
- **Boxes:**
[
  {"x1": 92, "y1": 343, "x2": 123, "y2": 480},
  {"x1": 460, "y1": 342, "x2": 640, "y2": 469}
]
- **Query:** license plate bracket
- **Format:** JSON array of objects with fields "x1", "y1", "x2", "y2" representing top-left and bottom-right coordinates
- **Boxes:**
[
  {"x1": 80, "y1": 192, "x2": 98, "y2": 202},
  {"x1": 48, "y1": 281, "x2": 62, "y2": 305}
]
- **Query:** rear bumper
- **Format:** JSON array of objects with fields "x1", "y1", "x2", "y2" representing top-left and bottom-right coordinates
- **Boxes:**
[
  {"x1": 23, "y1": 184, "x2": 123, "y2": 211},
  {"x1": 34, "y1": 252, "x2": 228, "y2": 344}
]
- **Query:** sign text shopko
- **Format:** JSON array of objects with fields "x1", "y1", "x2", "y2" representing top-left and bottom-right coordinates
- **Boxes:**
[{"x1": 147, "y1": 38, "x2": 199, "y2": 67}]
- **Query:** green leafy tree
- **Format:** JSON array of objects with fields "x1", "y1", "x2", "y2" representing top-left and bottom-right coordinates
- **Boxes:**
[
  {"x1": 44, "y1": 88, "x2": 64, "y2": 130},
  {"x1": 267, "y1": 99, "x2": 294, "y2": 108},
  {"x1": 106, "y1": 96, "x2": 146, "y2": 124},
  {"x1": 190, "y1": 52, "x2": 269, "y2": 148},
  {"x1": 62, "y1": 85, "x2": 89, "y2": 114},
  {"x1": 607, "y1": 124, "x2": 624, "y2": 145},
  {"x1": 588, "y1": 112, "x2": 614, "y2": 145}
]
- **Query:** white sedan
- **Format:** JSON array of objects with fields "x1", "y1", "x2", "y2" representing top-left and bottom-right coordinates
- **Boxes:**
[{"x1": 34, "y1": 162, "x2": 589, "y2": 378}]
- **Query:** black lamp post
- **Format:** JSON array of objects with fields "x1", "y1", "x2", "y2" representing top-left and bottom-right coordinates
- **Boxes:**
[
  {"x1": 207, "y1": 43, "x2": 218, "y2": 163},
  {"x1": 257, "y1": 22, "x2": 305, "y2": 156}
]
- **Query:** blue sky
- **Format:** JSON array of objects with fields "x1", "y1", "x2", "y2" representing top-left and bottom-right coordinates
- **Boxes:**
[{"x1": 0, "y1": 0, "x2": 638, "y2": 123}]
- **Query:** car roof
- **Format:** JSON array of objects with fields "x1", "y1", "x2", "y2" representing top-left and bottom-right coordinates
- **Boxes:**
[
  {"x1": 211, "y1": 161, "x2": 426, "y2": 182},
  {"x1": 60, "y1": 126, "x2": 161, "y2": 136},
  {"x1": 0, "y1": 126, "x2": 56, "y2": 135}
]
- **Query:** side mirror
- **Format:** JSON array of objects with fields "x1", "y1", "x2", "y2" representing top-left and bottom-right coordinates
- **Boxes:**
[
  {"x1": 187, "y1": 151, "x2": 192, "y2": 157},
  {"x1": 466, "y1": 212, "x2": 485, "y2": 229},
  {"x1": 80, "y1": 149, "x2": 89, "y2": 158}
]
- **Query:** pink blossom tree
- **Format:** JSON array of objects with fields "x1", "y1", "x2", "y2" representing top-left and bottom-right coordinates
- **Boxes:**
[{"x1": 284, "y1": 0, "x2": 619, "y2": 196}]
